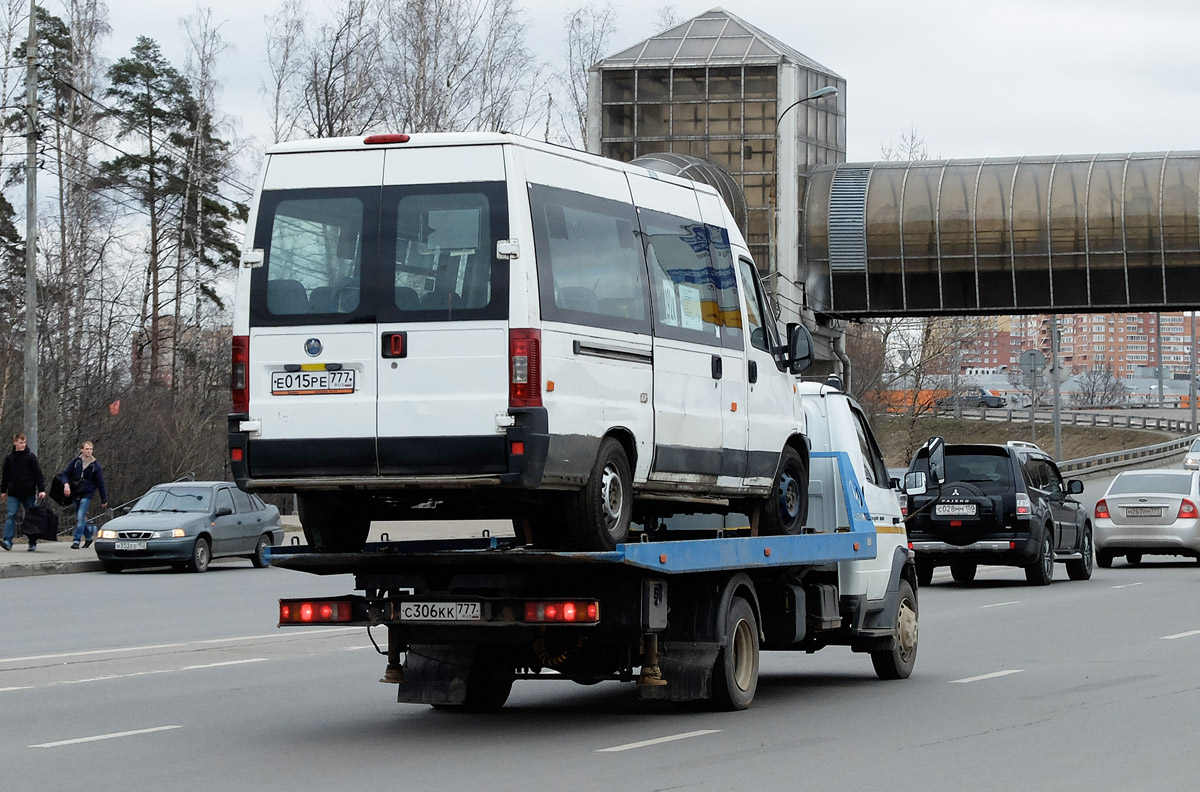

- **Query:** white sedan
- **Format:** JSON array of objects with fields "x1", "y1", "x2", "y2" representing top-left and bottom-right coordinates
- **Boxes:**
[{"x1": 1093, "y1": 470, "x2": 1200, "y2": 567}]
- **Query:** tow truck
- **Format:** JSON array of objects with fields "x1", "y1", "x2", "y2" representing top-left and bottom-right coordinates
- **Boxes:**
[{"x1": 271, "y1": 384, "x2": 919, "y2": 711}]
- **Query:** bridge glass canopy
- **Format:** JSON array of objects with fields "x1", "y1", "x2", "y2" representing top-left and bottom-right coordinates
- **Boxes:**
[{"x1": 805, "y1": 152, "x2": 1200, "y2": 316}]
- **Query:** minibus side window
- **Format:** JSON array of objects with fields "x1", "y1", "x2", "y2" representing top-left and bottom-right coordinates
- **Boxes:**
[
  {"x1": 529, "y1": 183, "x2": 650, "y2": 333},
  {"x1": 639, "y1": 208, "x2": 729, "y2": 348},
  {"x1": 706, "y1": 224, "x2": 742, "y2": 350}
]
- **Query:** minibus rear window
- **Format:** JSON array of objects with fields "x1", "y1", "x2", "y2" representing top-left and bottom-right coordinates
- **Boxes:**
[{"x1": 252, "y1": 190, "x2": 374, "y2": 325}]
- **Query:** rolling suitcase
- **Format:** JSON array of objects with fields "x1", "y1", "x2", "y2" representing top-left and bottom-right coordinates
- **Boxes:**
[{"x1": 21, "y1": 503, "x2": 60, "y2": 541}]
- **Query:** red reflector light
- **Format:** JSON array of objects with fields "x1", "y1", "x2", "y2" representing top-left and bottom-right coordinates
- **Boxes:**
[
  {"x1": 1179, "y1": 498, "x2": 1197, "y2": 519},
  {"x1": 231, "y1": 448, "x2": 243, "y2": 462},
  {"x1": 364, "y1": 133, "x2": 410, "y2": 145},
  {"x1": 521, "y1": 600, "x2": 600, "y2": 623},
  {"x1": 1095, "y1": 499, "x2": 1110, "y2": 519},
  {"x1": 511, "y1": 441, "x2": 525, "y2": 456},
  {"x1": 279, "y1": 599, "x2": 353, "y2": 625},
  {"x1": 950, "y1": 520, "x2": 962, "y2": 527}
]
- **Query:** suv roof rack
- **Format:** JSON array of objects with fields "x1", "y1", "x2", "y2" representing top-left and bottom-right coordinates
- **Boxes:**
[{"x1": 1005, "y1": 440, "x2": 1043, "y2": 451}]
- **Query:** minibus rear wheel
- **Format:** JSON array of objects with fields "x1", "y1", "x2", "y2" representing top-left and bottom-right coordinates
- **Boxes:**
[{"x1": 567, "y1": 438, "x2": 632, "y2": 551}]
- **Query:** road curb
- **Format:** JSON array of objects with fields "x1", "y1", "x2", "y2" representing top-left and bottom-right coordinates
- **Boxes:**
[{"x1": 0, "y1": 556, "x2": 104, "y2": 579}]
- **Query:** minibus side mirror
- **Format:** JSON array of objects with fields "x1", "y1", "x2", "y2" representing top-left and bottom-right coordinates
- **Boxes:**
[{"x1": 787, "y1": 323, "x2": 814, "y2": 374}]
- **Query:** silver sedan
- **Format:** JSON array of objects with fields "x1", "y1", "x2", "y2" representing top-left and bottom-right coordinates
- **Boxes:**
[
  {"x1": 1183, "y1": 438, "x2": 1200, "y2": 470},
  {"x1": 1093, "y1": 470, "x2": 1200, "y2": 567}
]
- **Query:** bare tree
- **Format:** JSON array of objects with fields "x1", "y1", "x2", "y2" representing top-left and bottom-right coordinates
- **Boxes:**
[
  {"x1": 879, "y1": 125, "x2": 929, "y2": 161},
  {"x1": 560, "y1": 2, "x2": 614, "y2": 147},
  {"x1": 300, "y1": 0, "x2": 385, "y2": 137},
  {"x1": 380, "y1": 0, "x2": 543, "y2": 134},
  {"x1": 263, "y1": 0, "x2": 305, "y2": 143},
  {"x1": 1070, "y1": 363, "x2": 1129, "y2": 408},
  {"x1": 652, "y1": 5, "x2": 680, "y2": 31}
]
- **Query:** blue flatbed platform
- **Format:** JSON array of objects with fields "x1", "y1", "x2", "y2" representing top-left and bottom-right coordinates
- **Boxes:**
[{"x1": 268, "y1": 451, "x2": 877, "y2": 577}]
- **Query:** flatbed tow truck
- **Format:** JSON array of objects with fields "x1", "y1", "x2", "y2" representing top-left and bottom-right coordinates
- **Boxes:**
[{"x1": 270, "y1": 451, "x2": 918, "y2": 710}]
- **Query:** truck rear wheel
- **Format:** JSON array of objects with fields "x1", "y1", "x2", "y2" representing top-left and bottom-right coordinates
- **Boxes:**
[
  {"x1": 298, "y1": 495, "x2": 370, "y2": 553},
  {"x1": 712, "y1": 596, "x2": 759, "y2": 711},
  {"x1": 759, "y1": 446, "x2": 807, "y2": 536},
  {"x1": 567, "y1": 438, "x2": 632, "y2": 551},
  {"x1": 463, "y1": 656, "x2": 514, "y2": 711},
  {"x1": 871, "y1": 578, "x2": 918, "y2": 680}
]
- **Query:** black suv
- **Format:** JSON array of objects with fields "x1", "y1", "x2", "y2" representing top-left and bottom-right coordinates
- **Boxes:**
[{"x1": 904, "y1": 438, "x2": 1092, "y2": 586}]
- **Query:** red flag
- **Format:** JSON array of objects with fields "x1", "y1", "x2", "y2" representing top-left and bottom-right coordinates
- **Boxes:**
[{"x1": 109, "y1": 400, "x2": 121, "y2": 416}]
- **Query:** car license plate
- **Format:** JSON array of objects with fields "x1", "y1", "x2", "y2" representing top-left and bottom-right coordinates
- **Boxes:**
[
  {"x1": 271, "y1": 369, "x2": 355, "y2": 395},
  {"x1": 935, "y1": 503, "x2": 977, "y2": 517},
  {"x1": 399, "y1": 602, "x2": 481, "y2": 622},
  {"x1": 114, "y1": 540, "x2": 147, "y2": 551},
  {"x1": 1126, "y1": 506, "x2": 1162, "y2": 517}
]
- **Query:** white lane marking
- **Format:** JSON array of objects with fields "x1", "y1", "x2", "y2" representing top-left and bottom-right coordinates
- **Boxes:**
[
  {"x1": 1113, "y1": 582, "x2": 1144, "y2": 590},
  {"x1": 1161, "y1": 630, "x2": 1200, "y2": 640},
  {"x1": 31, "y1": 725, "x2": 183, "y2": 748},
  {"x1": 5, "y1": 659, "x2": 269, "y2": 693},
  {"x1": 950, "y1": 669, "x2": 1024, "y2": 684},
  {"x1": 597, "y1": 729, "x2": 721, "y2": 753},
  {"x1": 983, "y1": 601, "x2": 1019, "y2": 609},
  {"x1": 0, "y1": 627, "x2": 360, "y2": 665}
]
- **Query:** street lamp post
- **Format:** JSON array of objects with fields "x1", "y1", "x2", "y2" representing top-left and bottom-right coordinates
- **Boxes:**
[
  {"x1": 771, "y1": 84, "x2": 838, "y2": 287},
  {"x1": 776, "y1": 85, "x2": 839, "y2": 127}
]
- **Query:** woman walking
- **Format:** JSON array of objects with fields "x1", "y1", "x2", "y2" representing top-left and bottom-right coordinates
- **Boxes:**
[{"x1": 62, "y1": 441, "x2": 108, "y2": 549}]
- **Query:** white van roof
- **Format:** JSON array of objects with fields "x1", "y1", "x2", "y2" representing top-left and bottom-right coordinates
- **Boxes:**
[{"x1": 264, "y1": 132, "x2": 724, "y2": 201}]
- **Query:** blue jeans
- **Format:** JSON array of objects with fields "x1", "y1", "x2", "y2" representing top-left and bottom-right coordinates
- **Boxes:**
[
  {"x1": 3, "y1": 495, "x2": 37, "y2": 545},
  {"x1": 72, "y1": 496, "x2": 94, "y2": 544}
]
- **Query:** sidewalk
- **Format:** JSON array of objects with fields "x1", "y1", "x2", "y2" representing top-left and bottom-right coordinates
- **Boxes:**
[
  {"x1": 0, "y1": 536, "x2": 105, "y2": 579},
  {"x1": 0, "y1": 516, "x2": 515, "y2": 580}
]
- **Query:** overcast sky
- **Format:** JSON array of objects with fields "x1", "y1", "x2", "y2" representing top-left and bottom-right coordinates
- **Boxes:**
[{"x1": 99, "y1": 0, "x2": 1200, "y2": 162}]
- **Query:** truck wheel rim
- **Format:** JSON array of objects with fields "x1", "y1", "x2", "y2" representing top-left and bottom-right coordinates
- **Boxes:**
[
  {"x1": 601, "y1": 464, "x2": 624, "y2": 527},
  {"x1": 732, "y1": 617, "x2": 755, "y2": 691},
  {"x1": 777, "y1": 472, "x2": 800, "y2": 523},
  {"x1": 897, "y1": 598, "x2": 918, "y2": 660}
]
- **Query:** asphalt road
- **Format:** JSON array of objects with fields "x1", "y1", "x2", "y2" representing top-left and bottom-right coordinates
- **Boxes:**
[{"x1": 4, "y1": 546, "x2": 1200, "y2": 792}]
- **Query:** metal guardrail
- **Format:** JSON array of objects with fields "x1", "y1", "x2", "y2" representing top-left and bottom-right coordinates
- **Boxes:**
[
  {"x1": 924, "y1": 407, "x2": 1196, "y2": 475},
  {"x1": 1059, "y1": 434, "x2": 1197, "y2": 475},
  {"x1": 937, "y1": 405, "x2": 1198, "y2": 434}
]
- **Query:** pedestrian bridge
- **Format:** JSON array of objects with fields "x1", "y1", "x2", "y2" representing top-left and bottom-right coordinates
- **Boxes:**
[{"x1": 803, "y1": 151, "x2": 1200, "y2": 317}]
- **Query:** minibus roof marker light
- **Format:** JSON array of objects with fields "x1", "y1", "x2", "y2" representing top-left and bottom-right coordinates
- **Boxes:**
[{"x1": 364, "y1": 134, "x2": 411, "y2": 145}]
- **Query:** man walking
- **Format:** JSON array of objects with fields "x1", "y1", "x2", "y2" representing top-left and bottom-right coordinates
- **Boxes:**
[{"x1": 2, "y1": 433, "x2": 47, "y2": 551}]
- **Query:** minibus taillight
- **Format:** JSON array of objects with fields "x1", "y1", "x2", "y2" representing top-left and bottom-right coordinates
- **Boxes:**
[
  {"x1": 509, "y1": 329, "x2": 542, "y2": 408},
  {"x1": 232, "y1": 335, "x2": 249, "y2": 413}
]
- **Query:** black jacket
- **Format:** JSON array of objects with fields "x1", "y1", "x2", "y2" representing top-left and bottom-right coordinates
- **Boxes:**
[
  {"x1": 61, "y1": 456, "x2": 108, "y2": 502},
  {"x1": 2, "y1": 447, "x2": 45, "y2": 498}
]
